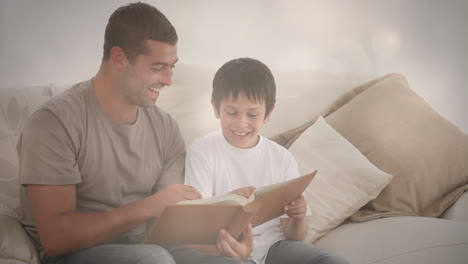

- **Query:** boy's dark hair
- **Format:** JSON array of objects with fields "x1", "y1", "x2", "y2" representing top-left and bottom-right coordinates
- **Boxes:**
[
  {"x1": 212, "y1": 58, "x2": 276, "y2": 117},
  {"x1": 102, "y1": 2, "x2": 178, "y2": 63}
]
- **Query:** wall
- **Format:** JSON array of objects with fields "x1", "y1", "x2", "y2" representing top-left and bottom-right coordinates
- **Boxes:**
[{"x1": 0, "y1": 0, "x2": 466, "y2": 133}]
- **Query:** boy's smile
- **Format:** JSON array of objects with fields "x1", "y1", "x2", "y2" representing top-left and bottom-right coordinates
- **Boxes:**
[{"x1": 213, "y1": 93, "x2": 273, "y2": 149}]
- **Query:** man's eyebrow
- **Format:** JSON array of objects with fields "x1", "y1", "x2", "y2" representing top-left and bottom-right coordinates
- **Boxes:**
[{"x1": 151, "y1": 58, "x2": 179, "y2": 66}]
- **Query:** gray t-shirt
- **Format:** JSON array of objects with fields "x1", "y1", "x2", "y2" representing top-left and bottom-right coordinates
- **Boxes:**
[{"x1": 17, "y1": 79, "x2": 185, "y2": 256}]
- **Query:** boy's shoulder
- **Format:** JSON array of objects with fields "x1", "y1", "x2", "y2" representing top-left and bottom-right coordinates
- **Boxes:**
[
  {"x1": 262, "y1": 135, "x2": 297, "y2": 160},
  {"x1": 189, "y1": 130, "x2": 223, "y2": 151},
  {"x1": 261, "y1": 135, "x2": 290, "y2": 152}
]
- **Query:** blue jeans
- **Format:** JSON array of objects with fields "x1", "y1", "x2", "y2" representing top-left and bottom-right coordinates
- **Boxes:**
[
  {"x1": 265, "y1": 240, "x2": 349, "y2": 264},
  {"x1": 41, "y1": 240, "x2": 349, "y2": 264},
  {"x1": 41, "y1": 244, "x2": 175, "y2": 264},
  {"x1": 165, "y1": 240, "x2": 349, "y2": 264}
]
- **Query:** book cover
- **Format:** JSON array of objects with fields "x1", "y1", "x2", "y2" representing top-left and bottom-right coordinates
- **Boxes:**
[{"x1": 144, "y1": 171, "x2": 316, "y2": 244}]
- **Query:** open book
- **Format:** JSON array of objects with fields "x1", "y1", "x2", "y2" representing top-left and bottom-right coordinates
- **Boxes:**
[{"x1": 144, "y1": 171, "x2": 317, "y2": 245}]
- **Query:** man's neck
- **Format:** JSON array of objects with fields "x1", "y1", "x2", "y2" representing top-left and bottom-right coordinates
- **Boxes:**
[{"x1": 93, "y1": 68, "x2": 138, "y2": 125}]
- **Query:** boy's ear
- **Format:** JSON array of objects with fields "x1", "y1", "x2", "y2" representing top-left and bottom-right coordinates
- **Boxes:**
[
  {"x1": 263, "y1": 104, "x2": 275, "y2": 124},
  {"x1": 211, "y1": 98, "x2": 220, "y2": 119},
  {"x1": 110, "y1": 46, "x2": 129, "y2": 70}
]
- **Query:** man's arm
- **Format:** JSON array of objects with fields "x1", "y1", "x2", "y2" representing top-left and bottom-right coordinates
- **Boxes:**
[{"x1": 29, "y1": 183, "x2": 200, "y2": 256}]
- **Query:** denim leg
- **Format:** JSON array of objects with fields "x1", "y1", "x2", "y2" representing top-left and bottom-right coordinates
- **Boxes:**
[
  {"x1": 163, "y1": 245, "x2": 247, "y2": 264},
  {"x1": 265, "y1": 240, "x2": 349, "y2": 264},
  {"x1": 41, "y1": 244, "x2": 175, "y2": 264}
]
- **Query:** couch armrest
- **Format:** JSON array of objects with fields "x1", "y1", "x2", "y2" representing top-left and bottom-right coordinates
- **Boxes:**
[
  {"x1": 440, "y1": 191, "x2": 468, "y2": 222},
  {"x1": 0, "y1": 205, "x2": 40, "y2": 264}
]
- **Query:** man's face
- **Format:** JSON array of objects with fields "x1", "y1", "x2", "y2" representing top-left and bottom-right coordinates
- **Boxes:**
[
  {"x1": 122, "y1": 40, "x2": 178, "y2": 108},
  {"x1": 213, "y1": 93, "x2": 272, "y2": 149}
]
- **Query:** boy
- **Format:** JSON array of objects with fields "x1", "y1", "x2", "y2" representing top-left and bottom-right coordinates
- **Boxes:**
[{"x1": 182, "y1": 58, "x2": 349, "y2": 264}]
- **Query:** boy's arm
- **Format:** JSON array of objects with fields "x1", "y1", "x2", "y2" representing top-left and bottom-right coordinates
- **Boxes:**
[
  {"x1": 184, "y1": 141, "x2": 254, "y2": 258},
  {"x1": 280, "y1": 151, "x2": 308, "y2": 240},
  {"x1": 216, "y1": 224, "x2": 254, "y2": 261},
  {"x1": 280, "y1": 195, "x2": 308, "y2": 241},
  {"x1": 228, "y1": 186, "x2": 256, "y2": 199}
]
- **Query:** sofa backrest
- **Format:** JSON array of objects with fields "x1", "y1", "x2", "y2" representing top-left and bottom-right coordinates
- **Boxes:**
[
  {"x1": 0, "y1": 86, "x2": 59, "y2": 211},
  {"x1": 0, "y1": 65, "x2": 370, "y2": 211}
]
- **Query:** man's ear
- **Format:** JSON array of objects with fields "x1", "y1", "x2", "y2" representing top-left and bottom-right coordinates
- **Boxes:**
[
  {"x1": 263, "y1": 104, "x2": 275, "y2": 124},
  {"x1": 211, "y1": 98, "x2": 220, "y2": 119},
  {"x1": 110, "y1": 46, "x2": 129, "y2": 70}
]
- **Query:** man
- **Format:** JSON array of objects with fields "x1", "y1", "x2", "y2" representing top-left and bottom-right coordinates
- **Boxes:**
[{"x1": 17, "y1": 3, "x2": 201, "y2": 264}]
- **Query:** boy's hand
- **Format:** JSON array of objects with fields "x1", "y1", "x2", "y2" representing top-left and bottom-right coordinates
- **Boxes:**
[
  {"x1": 216, "y1": 224, "x2": 253, "y2": 261},
  {"x1": 229, "y1": 186, "x2": 256, "y2": 199},
  {"x1": 284, "y1": 195, "x2": 307, "y2": 219}
]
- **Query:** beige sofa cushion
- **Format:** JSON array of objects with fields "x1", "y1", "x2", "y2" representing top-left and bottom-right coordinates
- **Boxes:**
[
  {"x1": 272, "y1": 73, "x2": 468, "y2": 221},
  {"x1": 289, "y1": 116, "x2": 392, "y2": 242},
  {"x1": 315, "y1": 216, "x2": 468, "y2": 264},
  {"x1": 0, "y1": 87, "x2": 52, "y2": 264},
  {"x1": 325, "y1": 73, "x2": 468, "y2": 220},
  {"x1": 0, "y1": 86, "x2": 53, "y2": 211},
  {"x1": 270, "y1": 74, "x2": 391, "y2": 149},
  {"x1": 441, "y1": 191, "x2": 468, "y2": 222},
  {"x1": 0, "y1": 205, "x2": 39, "y2": 264}
]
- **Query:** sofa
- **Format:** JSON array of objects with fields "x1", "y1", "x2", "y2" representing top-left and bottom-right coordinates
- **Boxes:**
[{"x1": 1, "y1": 64, "x2": 467, "y2": 264}]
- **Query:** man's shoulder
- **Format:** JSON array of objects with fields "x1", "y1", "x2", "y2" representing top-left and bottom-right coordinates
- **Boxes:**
[{"x1": 40, "y1": 79, "x2": 91, "y2": 119}]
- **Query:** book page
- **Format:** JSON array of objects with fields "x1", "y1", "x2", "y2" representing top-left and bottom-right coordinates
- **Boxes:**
[
  {"x1": 249, "y1": 171, "x2": 316, "y2": 226},
  {"x1": 178, "y1": 193, "x2": 249, "y2": 205},
  {"x1": 251, "y1": 176, "x2": 298, "y2": 199}
]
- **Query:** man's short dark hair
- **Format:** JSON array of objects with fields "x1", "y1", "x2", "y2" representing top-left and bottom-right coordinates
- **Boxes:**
[
  {"x1": 212, "y1": 58, "x2": 276, "y2": 117},
  {"x1": 102, "y1": 2, "x2": 178, "y2": 63}
]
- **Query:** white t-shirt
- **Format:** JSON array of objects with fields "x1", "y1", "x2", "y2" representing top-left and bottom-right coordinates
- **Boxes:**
[{"x1": 185, "y1": 130, "x2": 310, "y2": 264}]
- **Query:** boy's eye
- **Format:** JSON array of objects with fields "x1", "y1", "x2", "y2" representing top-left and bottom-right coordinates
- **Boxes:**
[
  {"x1": 227, "y1": 112, "x2": 236, "y2": 115},
  {"x1": 248, "y1": 113, "x2": 258, "y2": 118}
]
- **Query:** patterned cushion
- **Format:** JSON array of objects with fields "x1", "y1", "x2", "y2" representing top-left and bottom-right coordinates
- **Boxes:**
[{"x1": 0, "y1": 86, "x2": 53, "y2": 210}]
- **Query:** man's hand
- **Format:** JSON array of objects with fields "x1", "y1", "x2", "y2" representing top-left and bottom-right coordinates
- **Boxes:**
[
  {"x1": 284, "y1": 195, "x2": 307, "y2": 219},
  {"x1": 149, "y1": 184, "x2": 201, "y2": 217},
  {"x1": 216, "y1": 224, "x2": 253, "y2": 261},
  {"x1": 156, "y1": 184, "x2": 201, "y2": 203},
  {"x1": 228, "y1": 186, "x2": 256, "y2": 199}
]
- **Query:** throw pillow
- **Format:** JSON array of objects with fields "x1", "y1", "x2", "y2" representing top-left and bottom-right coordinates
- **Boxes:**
[
  {"x1": 325, "y1": 73, "x2": 468, "y2": 221},
  {"x1": 0, "y1": 203, "x2": 40, "y2": 264},
  {"x1": 271, "y1": 74, "x2": 392, "y2": 148},
  {"x1": 289, "y1": 116, "x2": 393, "y2": 243}
]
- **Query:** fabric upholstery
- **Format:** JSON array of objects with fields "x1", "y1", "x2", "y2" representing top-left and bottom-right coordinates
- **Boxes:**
[
  {"x1": 0, "y1": 207, "x2": 40, "y2": 264},
  {"x1": 288, "y1": 116, "x2": 392, "y2": 242},
  {"x1": 314, "y1": 216, "x2": 468, "y2": 264},
  {"x1": 325, "y1": 73, "x2": 468, "y2": 220},
  {"x1": 0, "y1": 86, "x2": 53, "y2": 211}
]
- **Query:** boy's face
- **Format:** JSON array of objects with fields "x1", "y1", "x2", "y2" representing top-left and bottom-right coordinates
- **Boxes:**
[{"x1": 213, "y1": 93, "x2": 273, "y2": 149}]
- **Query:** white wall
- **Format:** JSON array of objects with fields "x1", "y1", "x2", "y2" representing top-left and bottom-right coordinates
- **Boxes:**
[{"x1": 0, "y1": 0, "x2": 467, "y2": 133}]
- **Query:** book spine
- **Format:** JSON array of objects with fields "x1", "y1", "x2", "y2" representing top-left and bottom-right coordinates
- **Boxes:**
[{"x1": 225, "y1": 200, "x2": 262, "y2": 238}]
